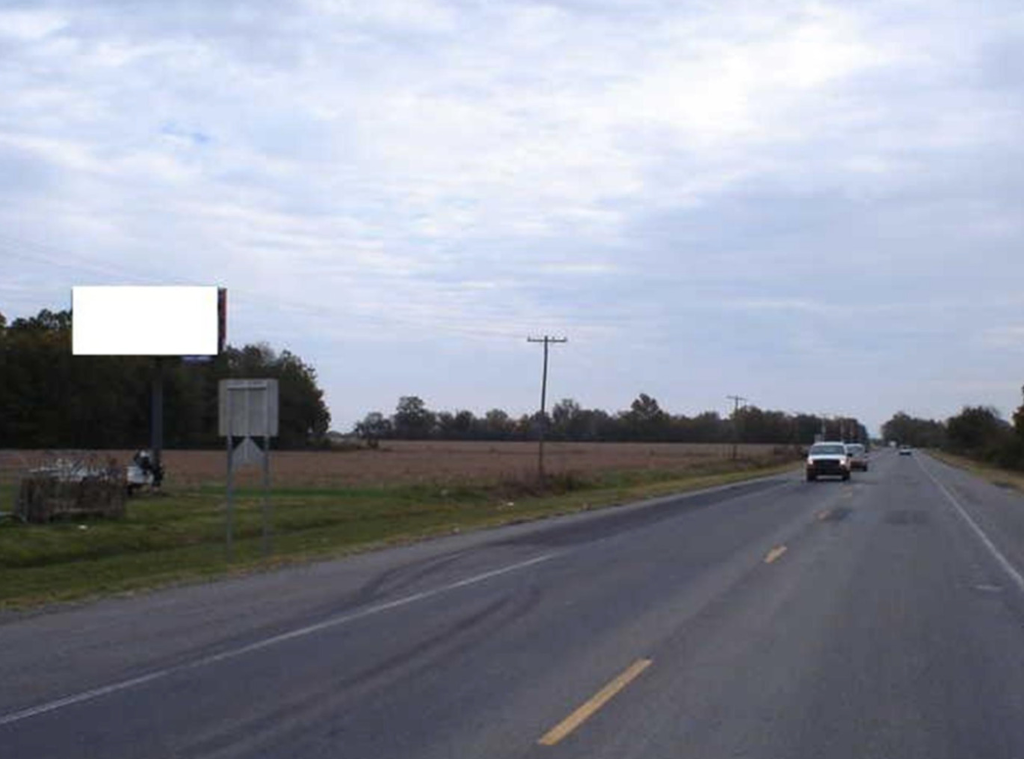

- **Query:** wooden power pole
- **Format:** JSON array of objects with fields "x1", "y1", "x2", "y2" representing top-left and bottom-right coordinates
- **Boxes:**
[
  {"x1": 528, "y1": 336, "x2": 567, "y2": 480},
  {"x1": 727, "y1": 394, "x2": 747, "y2": 461}
]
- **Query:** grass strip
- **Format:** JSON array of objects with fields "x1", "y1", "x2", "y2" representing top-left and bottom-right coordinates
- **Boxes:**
[
  {"x1": 0, "y1": 459, "x2": 796, "y2": 610},
  {"x1": 927, "y1": 450, "x2": 1024, "y2": 493}
]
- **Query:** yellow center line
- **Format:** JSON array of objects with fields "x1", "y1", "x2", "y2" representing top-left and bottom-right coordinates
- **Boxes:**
[
  {"x1": 764, "y1": 545, "x2": 788, "y2": 564},
  {"x1": 538, "y1": 659, "x2": 653, "y2": 746}
]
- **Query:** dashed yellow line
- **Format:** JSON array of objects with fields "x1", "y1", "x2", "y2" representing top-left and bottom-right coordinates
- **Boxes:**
[
  {"x1": 764, "y1": 545, "x2": 788, "y2": 564},
  {"x1": 538, "y1": 659, "x2": 652, "y2": 746}
]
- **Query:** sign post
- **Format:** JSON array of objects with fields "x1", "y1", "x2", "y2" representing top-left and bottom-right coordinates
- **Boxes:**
[{"x1": 219, "y1": 379, "x2": 279, "y2": 563}]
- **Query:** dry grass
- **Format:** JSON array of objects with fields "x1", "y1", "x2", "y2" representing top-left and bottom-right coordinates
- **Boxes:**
[
  {"x1": 0, "y1": 442, "x2": 798, "y2": 607},
  {"x1": 0, "y1": 442, "x2": 785, "y2": 490},
  {"x1": 928, "y1": 450, "x2": 1024, "y2": 493}
]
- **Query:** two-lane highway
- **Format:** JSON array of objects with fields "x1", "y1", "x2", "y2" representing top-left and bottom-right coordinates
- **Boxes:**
[{"x1": 3, "y1": 449, "x2": 1024, "y2": 757}]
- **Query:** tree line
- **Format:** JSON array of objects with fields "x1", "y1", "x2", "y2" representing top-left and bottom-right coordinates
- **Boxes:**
[
  {"x1": 354, "y1": 393, "x2": 870, "y2": 446},
  {"x1": 881, "y1": 394, "x2": 1024, "y2": 469},
  {"x1": 0, "y1": 308, "x2": 331, "y2": 449}
]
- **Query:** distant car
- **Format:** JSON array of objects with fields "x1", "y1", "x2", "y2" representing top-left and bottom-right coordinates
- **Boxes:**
[
  {"x1": 806, "y1": 442, "x2": 851, "y2": 481},
  {"x1": 899, "y1": 444, "x2": 913, "y2": 456},
  {"x1": 845, "y1": 443, "x2": 869, "y2": 471}
]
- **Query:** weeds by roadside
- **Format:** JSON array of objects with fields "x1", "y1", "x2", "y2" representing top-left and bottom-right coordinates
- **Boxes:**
[{"x1": 0, "y1": 453, "x2": 798, "y2": 610}]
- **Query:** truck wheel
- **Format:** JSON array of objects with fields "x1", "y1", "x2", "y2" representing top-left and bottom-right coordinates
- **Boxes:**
[{"x1": 806, "y1": 472, "x2": 816, "y2": 482}]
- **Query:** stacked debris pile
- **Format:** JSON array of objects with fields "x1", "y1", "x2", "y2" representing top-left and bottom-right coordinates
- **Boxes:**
[{"x1": 15, "y1": 456, "x2": 126, "y2": 523}]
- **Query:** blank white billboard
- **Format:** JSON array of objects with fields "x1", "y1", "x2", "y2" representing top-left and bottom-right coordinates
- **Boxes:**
[{"x1": 73, "y1": 286, "x2": 220, "y2": 356}]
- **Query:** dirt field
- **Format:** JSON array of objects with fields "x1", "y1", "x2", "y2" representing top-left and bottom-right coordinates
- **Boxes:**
[{"x1": 0, "y1": 442, "x2": 790, "y2": 489}]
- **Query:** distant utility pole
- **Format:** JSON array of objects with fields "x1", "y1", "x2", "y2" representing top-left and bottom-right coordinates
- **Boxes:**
[
  {"x1": 528, "y1": 335, "x2": 568, "y2": 480},
  {"x1": 727, "y1": 394, "x2": 747, "y2": 461}
]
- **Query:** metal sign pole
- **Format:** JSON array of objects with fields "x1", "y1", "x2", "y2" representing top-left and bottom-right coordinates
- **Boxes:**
[
  {"x1": 226, "y1": 389, "x2": 234, "y2": 564},
  {"x1": 219, "y1": 378, "x2": 278, "y2": 567}
]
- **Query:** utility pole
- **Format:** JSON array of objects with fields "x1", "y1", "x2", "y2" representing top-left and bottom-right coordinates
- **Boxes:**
[
  {"x1": 527, "y1": 336, "x2": 567, "y2": 480},
  {"x1": 727, "y1": 394, "x2": 747, "y2": 461}
]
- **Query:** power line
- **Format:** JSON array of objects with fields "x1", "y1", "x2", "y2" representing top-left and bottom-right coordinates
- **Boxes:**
[
  {"x1": 527, "y1": 335, "x2": 568, "y2": 480},
  {"x1": 0, "y1": 232, "x2": 528, "y2": 340}
]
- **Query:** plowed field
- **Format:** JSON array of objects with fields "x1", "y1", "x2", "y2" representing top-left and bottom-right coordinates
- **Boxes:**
[{"x1": 0, "y1": 442, "x2": 786, "y2": 489}]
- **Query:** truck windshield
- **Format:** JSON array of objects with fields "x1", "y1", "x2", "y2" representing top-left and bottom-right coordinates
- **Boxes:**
[{"x1": 811, "y1": 445, "x2": 846, "y2": 455}]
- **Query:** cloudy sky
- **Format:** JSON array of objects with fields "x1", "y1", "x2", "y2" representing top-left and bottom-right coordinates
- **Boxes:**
[{"x1": 2, "y1": 0, "x2": 1023, "y2": 434}]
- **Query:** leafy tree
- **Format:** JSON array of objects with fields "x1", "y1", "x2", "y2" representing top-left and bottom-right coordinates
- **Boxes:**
[
  {"x1": 550, "y1": 398, "x2": 582, "y2": 440},
  {"x1": 219, "y1": 344, "x2": 331, "y2": 448},
  {"x1": 355, "y1": 411, "x2": 391, "y2": 444},
  {"x1": 946, "y1": 406, "x2": 1011, "y2": 454},
  {"x1": 434, "y1": 411, "x2": 455, "y2": 439},
  {"x1": 453, "y1": 410, "x2": 477, "y2": 437},
  {"x1": 433, "y1": 410, "x2": 476, "y2": 439},
  {"x1": 0, "y1": 307, "x2": 330, "y2": 449},
  {"x1": 881, "y1": 412, "x2": 946, "y2": 448},
  {"x1": 483, "y1": 409, "x2": 514, "y2": 439},
  {"x1": 393, "y1": 396, "x2": 435, "y2": 439},
  {"x1": 792, "y1": 414, "x2": 822, "y2": 444},
  {"x1": 624, "y1": 393, "x2": 668, "y2": 440},
  {"x1": 578, "y1": 408, "x2": 616, "y2": 441},
  {"x1": 1013, "y1": 386, "x2": 1024, "y2": 440},
  {"x1": 684, "y1": 411, "x2": 727, "y2": 443}
]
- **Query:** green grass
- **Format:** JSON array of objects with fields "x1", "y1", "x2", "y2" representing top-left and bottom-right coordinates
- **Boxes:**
[
  {"x1": 927, "y1": 450, "x2": 1024, "y2": 493},
  {"x1": 0, "y1": 457, "x2": 797, "y2": 609}
]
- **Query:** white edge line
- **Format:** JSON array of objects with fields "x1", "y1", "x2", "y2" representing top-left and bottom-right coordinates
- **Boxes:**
[
  {"x1": 0, "y1": 552, "x2": 558, "y2": 728},
  {"x1": 917, "y1": 456, "x2": 1024, "y2": 594},
  {"x1": 0, "y1": 470, "x2": 795, "y2": 728}
]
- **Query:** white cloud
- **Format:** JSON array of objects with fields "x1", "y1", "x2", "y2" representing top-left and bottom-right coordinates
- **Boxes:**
[
  {"x1": 984, "y1": 326, "x2": 1024, "y2": 350},
  {"x1": 0, "y1": 9, "x2": 67, "y2": 40},
  {"x1": 2, "y1": 0, "x2": 1024, "y2": 430}
]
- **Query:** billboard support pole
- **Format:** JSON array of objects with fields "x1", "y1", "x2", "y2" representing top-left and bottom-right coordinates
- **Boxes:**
[
  {"x1": 151, "y1": 357, "x2": 164, "y2": 475},
  {"x1": 262, "y1": 386, "x2": 271, "y2": 561},
  {"x1": 225, "y1": 390, "x2": 234, "y2": 564}
]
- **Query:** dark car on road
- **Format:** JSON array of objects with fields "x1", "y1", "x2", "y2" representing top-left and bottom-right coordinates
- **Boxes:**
[{"x1": 806, "y1": 442, "x2": 851, "y2": 481}]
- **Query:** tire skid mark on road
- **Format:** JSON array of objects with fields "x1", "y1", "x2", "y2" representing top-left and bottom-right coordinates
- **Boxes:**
[{"x1": 0, "y1": 552, "x2": 560, "y2": 729}]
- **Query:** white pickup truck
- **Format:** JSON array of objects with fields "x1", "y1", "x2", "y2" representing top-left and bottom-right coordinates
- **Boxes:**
[{"x1": 806, "y1": 442, "x2": 851, "y2": 482}]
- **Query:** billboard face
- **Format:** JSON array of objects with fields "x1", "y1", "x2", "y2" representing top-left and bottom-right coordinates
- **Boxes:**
[{"x1": 72, "y1": 286, "x2": 221, "y2": 356}]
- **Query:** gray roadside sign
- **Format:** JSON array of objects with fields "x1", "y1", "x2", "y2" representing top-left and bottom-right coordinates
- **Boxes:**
[{"x1": 219, "y1": 379, "x2": 279, "y2": 562}]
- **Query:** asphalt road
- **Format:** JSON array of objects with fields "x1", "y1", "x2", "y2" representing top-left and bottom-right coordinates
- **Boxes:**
[{"x1": 3, "y1": 449, "x2": 1024, "y2": 757}]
